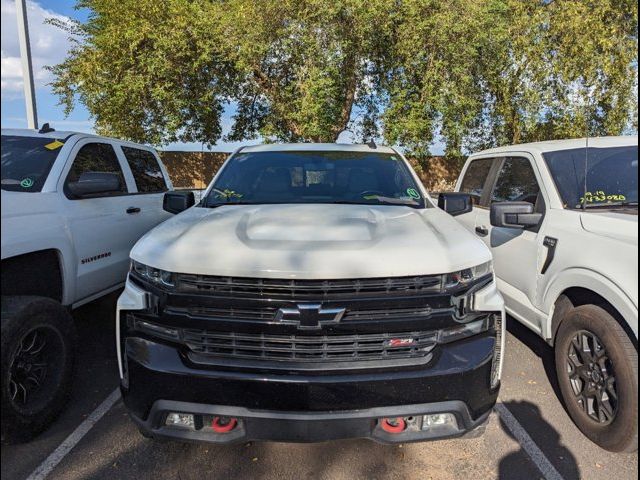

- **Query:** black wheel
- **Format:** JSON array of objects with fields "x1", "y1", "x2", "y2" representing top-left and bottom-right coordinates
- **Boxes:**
[
  {"x1": 555, "y1": 304, "x2": 638, "y2": 452},
  {"x1": 1, "y1": 296, "x2": 76, "y2": 444}
]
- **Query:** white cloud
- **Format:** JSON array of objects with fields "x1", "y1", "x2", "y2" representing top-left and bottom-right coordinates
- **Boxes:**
[{"x1": 1, "y1": 0, "x2": 73, "y2": 98}]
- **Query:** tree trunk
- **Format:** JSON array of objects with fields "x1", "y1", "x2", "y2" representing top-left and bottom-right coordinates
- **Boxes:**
[{"x1": 331, "y1": 55, "x2": 358, "y2": 142}]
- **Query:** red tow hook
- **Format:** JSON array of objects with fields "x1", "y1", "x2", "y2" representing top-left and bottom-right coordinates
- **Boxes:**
[
  {"x1": 211, "y1": 416, "x2": 238, "y2": 433},
  {"x1": 380, "y1": 417, "x2": 406, "y2": 434}
]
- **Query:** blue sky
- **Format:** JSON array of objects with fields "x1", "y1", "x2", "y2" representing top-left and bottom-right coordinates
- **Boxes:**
[
  {"x1": 2, "y1": 1, "x2": 93, "y2": 133},
  {"x1": 0, "y1": 1, "x2": 444, "y2": 153}
]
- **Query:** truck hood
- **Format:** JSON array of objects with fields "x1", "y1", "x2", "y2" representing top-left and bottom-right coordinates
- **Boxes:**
[
  {"x1": 131, "y1": 204, "x2": 491, "y2": 279},
  {"x1": 580, "y1": 211, "x2": 638, "y2": 244}
]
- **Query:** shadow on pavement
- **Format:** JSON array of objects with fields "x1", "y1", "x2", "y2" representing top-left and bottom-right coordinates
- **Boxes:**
[
  {"x1": 498, "y1": 400, "x2": 580, "y2": 480},
  {"x1": 506, "y1": 317, "x2": 565, "y2": 408}
]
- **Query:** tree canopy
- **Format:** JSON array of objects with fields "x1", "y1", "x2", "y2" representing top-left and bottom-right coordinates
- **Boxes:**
[{"x1": 51, "y1": 0, "x2": 638, "y2": 157}]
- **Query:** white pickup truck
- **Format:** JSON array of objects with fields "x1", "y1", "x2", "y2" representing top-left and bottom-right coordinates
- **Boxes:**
[
  {"x1": 441, "y1": 136, "x2": 638, "y2": 452},
  {"x1": 1, "y1": 126, "x2": 176, "y2": 443},
  {"x1": 116, "y1": 143, "x2": 505, "y2": 446}
]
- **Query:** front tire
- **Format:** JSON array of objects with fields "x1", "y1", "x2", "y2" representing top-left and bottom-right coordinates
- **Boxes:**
[
  {"x1": 555, "y1": 304, "x2": 638, "y2": 452},
  {"x1": 1, "y1": 296, "x2": 76, "y2": 444}
]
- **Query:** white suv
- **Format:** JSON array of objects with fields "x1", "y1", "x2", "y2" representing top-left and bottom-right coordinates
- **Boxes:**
[{"x1": 443, "y1": 136, "x2": 638, "y2": 452}]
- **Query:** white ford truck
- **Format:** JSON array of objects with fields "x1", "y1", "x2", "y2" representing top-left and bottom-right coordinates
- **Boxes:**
[
  {"x1": 442, "y1": 136, "x2": 638, "y2": 452},
  {"x1": 1, "y1": 126, "x2": 174, "y2": 442},
  {"x1": 117, "y1": 143, "x2": 505, "y2": 445}
]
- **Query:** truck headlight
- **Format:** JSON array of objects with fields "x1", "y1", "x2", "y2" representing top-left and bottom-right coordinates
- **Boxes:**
[
  {"x1": 444, "y1": 261, "x2": 493, "y2": 289},
  {"x1": 439, "y1": 316, "x2": 493, "y2": 343},
  {"x1": 130, "y1": 260, "x2": 175, "y2": 287}
]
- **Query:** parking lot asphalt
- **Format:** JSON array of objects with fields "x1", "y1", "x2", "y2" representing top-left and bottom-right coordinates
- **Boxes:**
[{"x1": 1, "y1": 293, "x2": 638, "y2": 480}]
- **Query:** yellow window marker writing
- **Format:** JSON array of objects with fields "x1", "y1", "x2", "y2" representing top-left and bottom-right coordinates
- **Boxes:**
[{"x1": 44, "y1": 140, "x2": 64, "y2": 150}]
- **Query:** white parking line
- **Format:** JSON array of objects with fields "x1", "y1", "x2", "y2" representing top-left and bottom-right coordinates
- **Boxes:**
[
  {"x1": 495, "y1": 402, "x2": 565, "y2": 480},
  {"x1": 26, "y1": 388, "x2": 121, "y2": 480}
]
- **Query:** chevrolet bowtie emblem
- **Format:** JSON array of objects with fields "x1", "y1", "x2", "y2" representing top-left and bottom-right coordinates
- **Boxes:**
[{"x1": 275, "y1": 304, "x2": 346, "y2": 330}]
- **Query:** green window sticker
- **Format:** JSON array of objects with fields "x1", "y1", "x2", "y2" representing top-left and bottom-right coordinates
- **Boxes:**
[
  {"x1": 20, "y1": 178, "x2": 34, "y2": 188},
  {"x1": 406, "y1": 188, "x2": 421, "y2": 199}
]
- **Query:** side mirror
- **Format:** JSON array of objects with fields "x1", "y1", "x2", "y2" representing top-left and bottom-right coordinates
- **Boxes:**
[
  {"x1": 68, "y1": 172, "x2": 121, "y2": 197},
  {"x1": 490, "y1": 202, "x2": 543, "y2": 229},
  {"x1": 163, "y1": 191, "x2": 195, "y2": 214},
  {"x1": 438, "y1": 192, "x2": 473, "y2": 217}
]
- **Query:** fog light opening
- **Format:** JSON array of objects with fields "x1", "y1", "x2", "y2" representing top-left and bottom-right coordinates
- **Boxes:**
[
  {"x1": 212, "y1": 416, "x2": 238, "y2": 433},
  {"x1": 421, "y1": 413, "x2": 458, "y2": 430},
  {"x1": 380, "y1": 417, "x2": 406, "y2": 434},
  {"x1": 165, "y1": 412, "x2": 195, "y2": 430}
]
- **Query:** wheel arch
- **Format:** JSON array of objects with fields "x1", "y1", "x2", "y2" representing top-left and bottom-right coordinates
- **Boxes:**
[
  {"x1": 1, "y1": 250, "x2": 66, "y2": 304},
  {"x1": 548, "y1": 283, "x2": 638, "y2": 351}
]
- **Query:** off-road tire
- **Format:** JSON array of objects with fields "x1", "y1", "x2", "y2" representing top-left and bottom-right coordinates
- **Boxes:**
[
  {"x1": 555, "y1": 304, "x2": 638, "y2": 452},
  {"x1": 1, "y1": 296, "x2": 76, "y2": 444}
]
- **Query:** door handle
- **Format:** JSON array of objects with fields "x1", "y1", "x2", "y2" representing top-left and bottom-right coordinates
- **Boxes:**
[
  {"x1": 126, "y1": 207, "x2": 141, "y2": 214},
  {"x1": 541, "y1": 236, "x2": 558, "y2": 274},
  {"x1": 475, "y1": 226, "x2": 489, "y2": 236}
]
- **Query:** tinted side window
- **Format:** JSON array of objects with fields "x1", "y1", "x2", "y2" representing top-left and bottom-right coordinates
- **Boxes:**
[
  {"x1": 459, "y1": 158, "x2": 494, "y2": 200},
  {"x1": 121, "y1": 147, "x2": 168, "y2": 193},
  {"x1": 65, "y1": 143, "x2": 127, "y2": 197},
  {"x1": 491, "y1": 157, "x2": 540, "y2": 204},
  {"x1": 543, "y1": 146, "x2": 638, "y2": 209}
]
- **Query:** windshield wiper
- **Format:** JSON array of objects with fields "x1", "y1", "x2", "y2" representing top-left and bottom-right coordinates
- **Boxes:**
[
  {"x1": 205, "y1": 201, "x2": 258, "y2": 208},
  {"x1": 324, "y1": 198, "x2": 421, "y2": 207},
  {"x1": 361, "y1": 195, "x2": 420, "y2": 206},
  {"x1": 577, "y1": 201, "x2": 638, "y2": 209}
]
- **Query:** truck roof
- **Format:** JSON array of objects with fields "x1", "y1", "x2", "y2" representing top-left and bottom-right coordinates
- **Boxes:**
[
  {"x1": 1, "y1": 127, "x2": 82, "y2": 140},
  {"x1": 239, "y1": 143, "x2": 398, "y2": 154},
  {"x1": 1, "y1": 128, "x2": 158, "y2": 150},
  {"x1": 471, "y1": 135, "x2": 638, "y2": 157}
]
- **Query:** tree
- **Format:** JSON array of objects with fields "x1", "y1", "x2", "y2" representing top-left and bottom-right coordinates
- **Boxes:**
[
  {"x1": 51, "y1": 0, "x2": 638, "y2": 154},
  {"x1": 50, "y1": 0, "x2": 235, "y2": 146},
  {"x1": 382, "y1": 0, "x2": 638, "y2": 157},
  {"x1": 51, "y1": 0, "x2": 395, "y2": 145},
  {"x1": 474, "y1": 0, "x2": 639, "y2": 148},
  {"x1": 215, "y1": 0, "x2": 397, "y2": 143}
]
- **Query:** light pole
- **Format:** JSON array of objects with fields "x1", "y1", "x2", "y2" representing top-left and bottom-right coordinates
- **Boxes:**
[{"x1": 15, "y1": 0, "x2": 38, "y2": 130}]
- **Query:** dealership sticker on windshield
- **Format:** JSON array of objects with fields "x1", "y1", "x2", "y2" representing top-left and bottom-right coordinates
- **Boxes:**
[
  {"x1": 406, "y1": 188, "x2": 421, "y2": 199},
  {"x1": 580, "y1": 190, "x2": 626, "y2": 204},
  {"x1": 44, "y1": 140, "x2": 64, "y2": 150},
  {"x1": 20, "y1": 178, "x2": 34, "y2": 188}
]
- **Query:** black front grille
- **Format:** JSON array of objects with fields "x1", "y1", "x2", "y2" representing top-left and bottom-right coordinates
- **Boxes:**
[
  {"x1": 182, "y1": 329, "x2": 437, "y2": 364},
  {"x1": 175, "y1": 274, "x2": 443, "y2": 299},
  {"x1": 170, "y1": 305, "x2": 436, "y2": 323}
]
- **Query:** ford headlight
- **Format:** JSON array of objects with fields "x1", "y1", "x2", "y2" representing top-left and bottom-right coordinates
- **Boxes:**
[
  {"x1": 444, "y1": 261, "x2": 493, "y2": 289},
  {"x1": 130, "y1": 260, "x2": 175, "y2": 287}
]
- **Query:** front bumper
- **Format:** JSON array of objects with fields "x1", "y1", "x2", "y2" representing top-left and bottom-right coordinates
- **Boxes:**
[
  {"x1": 130, "y1": 398, "x2": 491, "y2": 444},
  {"x1": 117, "y1": 278, "x2": 505, "y2": 444}
]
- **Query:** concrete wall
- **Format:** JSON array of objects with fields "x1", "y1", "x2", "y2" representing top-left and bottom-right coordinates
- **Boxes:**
[
  {"x1": 159, "y1": 150, "x2": 464, "y2": 191},
  {"x1": 159, "y1": 151, "x2": 229, "y2": 189}
]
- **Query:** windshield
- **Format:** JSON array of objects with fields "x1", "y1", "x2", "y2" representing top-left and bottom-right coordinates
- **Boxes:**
[
  {"x1": 1, "y1": 135, "x2": 65, "y2": 192},
  {"x1": 543, "y1": 146, "x2": 638, "y2": 209},
  {"x1": 203, "y1": 150, "x2": 427, "y2": 208}
]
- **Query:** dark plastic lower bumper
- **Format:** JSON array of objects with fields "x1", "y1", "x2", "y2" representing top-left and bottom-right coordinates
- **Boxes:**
[
  {"x1": 121, "y1": 333, "x2": 499, "y2": 444},
  {"x1": 129, "y1": 398, "x2": 491, "y2": 444}
]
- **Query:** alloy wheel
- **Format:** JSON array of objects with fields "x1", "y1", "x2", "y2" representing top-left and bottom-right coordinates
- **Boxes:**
[
  {"x1": 566, "y1": 330, "x2": 618, "y2": 425},
  {"x1": 8, "y1": 326, "x2": 63, "y2": 410}
]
